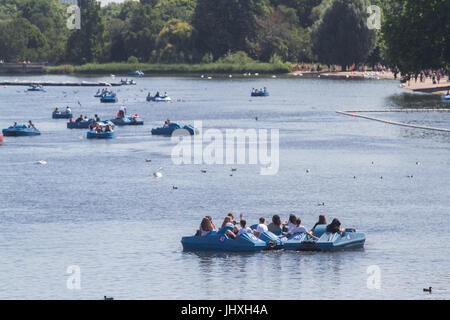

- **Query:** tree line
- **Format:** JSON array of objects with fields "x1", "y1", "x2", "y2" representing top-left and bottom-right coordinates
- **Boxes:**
[{"x1": 0, "y1": 0, "x2": 448, "y2": 76}]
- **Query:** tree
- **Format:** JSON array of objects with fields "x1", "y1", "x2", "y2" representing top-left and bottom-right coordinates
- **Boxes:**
[
  {"x1": 66, "y1": 0, "x2": 106, "y2": 64},
  {"x1": 255, "y1": 5, "x2": 311, "y2": 62},
  {"x1": 192, "y1": 0, "x2": 268, "y2": 60},
  {"x1": 0, "y1": 17, "x2": 48, "y2": 61},
  {"x1": 16, "y1": 0, "x2": 68, "y2": 62},
  {"x1": 270, "y1": 0, "x2": 322, "y2": 28},
  {"x1": 311, "y1": 0, "x2": 376, "y2": 70},
  {"x1": 156, "y1": 19, "x2": 195, "y2": 62},
  {"x1": 382, "y1": 0, "x2": 450, "y2": 76}
]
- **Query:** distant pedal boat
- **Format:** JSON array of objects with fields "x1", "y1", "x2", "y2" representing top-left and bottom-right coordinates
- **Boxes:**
[
  {"x1": 111, "y1": 116, "x2": 143, "y2": 126},
  {"x1": 2, "y1": 125, "x2": 40, "y2": 136},
  {"x1": 52, "y1": 111, "x2": 73, "y2": 119}
]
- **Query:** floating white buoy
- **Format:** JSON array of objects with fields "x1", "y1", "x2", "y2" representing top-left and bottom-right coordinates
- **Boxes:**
[
  {"x1": 201, "y1": 75, "x2": 204, "y2": 78},
  {"x1": 272, "y1": 75, "x2": 276, "y2": 78},
  {"x1": 255, "y1": 73, "x2": 259, "y2": 76},
  {"x1": 36, "y1": 160, "x2": 47, "y2": 165},
  {"x1": 229, "y1": 75, "x2": 232, "y2": 78},
  {"x1": 346, "y1": 75, "x2": 350, "y2": 78},
  {"x1": 416, "y1": 162, "x2": 421, "y2": 166}
]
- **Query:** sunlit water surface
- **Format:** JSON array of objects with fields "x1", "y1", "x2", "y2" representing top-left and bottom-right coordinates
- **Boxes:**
[{"x1": 0, "y1": 74, "x2": 449, "y2": 299}]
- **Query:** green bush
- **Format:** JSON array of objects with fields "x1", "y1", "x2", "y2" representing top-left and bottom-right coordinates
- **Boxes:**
[{"x1": 127, "y1": 56, "x2": 139, "y2": 64}]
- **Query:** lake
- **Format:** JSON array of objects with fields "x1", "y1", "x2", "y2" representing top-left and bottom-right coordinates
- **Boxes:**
[{"x1": 0, "y1": 74, "x2": 449, "y2": 299}]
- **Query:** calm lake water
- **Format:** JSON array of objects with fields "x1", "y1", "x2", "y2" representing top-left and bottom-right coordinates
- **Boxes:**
[{"x1": 0, "y1": 74, "x2": 449, "y2": 300}]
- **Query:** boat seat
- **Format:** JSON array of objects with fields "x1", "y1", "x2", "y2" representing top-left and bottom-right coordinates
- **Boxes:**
[
  {"x1": 217, "y1": 225, "x2": 234, "y2": 235},
  {"x1": 312, "y1": 225, "x2": 327, "y2": 237}
]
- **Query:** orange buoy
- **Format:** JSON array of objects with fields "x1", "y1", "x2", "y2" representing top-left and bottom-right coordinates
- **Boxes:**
[{"x1": 0, "y1": 134, "x2": 4, "y2": 145}]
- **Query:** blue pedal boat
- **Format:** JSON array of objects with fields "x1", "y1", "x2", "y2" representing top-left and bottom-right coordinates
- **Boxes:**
[
  {"x1": 67, "y1": 119, "x2": 95, "y2": 129},
  {"x1": 181, "y1": 226, "x2": 267, "y2": 252},
  {"x1": 128, "y1": 71, "x2": 144, "y2": 77},
  {"x1": 2, "y1": 125, "x2": 41, "y2": 136},
  {"x1": 283, "y1": 225, "x2": 365, "y2": 252},
  {"x1": 442, "y1": 94, "x2": 450, "y2": 101},
  {"x1": 87, "y1": 131, "x2": 115, "y2": 139},
  {"x1": 251, "y1": 91, "x2": 269, "y2": 97},
  {"x1": 100, "y1": 94, "x2": 118, "y2": 103},
  {"x1": 52, "y1": 112, "x2": 73, "y2": 119},
  {"x1": 111, "y1": 116, "x2": 144, "y2": 126},
  {"x1": 27, "y1": 85, "x2": 45, "y2": 92},
  {"x1": 121, "y1": 79, "x2": 136, "y2": 85},
  {"x1": 146, "y1": 95, "x2": 172, "y2": 102},
  {"x1": 151, "y1": 123, "x2": 196, "y2": 136}
]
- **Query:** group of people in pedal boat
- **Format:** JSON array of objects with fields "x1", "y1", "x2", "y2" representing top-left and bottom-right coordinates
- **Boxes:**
[{"x1": 196, "y1": 213, "x2": 348, "y2": 240}]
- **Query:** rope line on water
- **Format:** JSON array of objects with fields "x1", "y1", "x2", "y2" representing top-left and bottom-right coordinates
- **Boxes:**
[{"x1": 336, "y1": 110, "x2": 450, "y2": 133}]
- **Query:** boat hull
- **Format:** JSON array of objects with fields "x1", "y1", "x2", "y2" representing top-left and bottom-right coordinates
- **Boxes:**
[
  {"x1": 86, "y1": 131, "x2": 115, "y2": 139},
  {"x1": 2, "y1": 126, "x2": 40, "y2": 136},
  {"x1": 111, "y1": 117, "x2": 144, "y2": 126},
  {"x1": 251, "y1": 92, "x2": 269, "y2": 97},
  {"x1": 181, "y1": 232, "x2": 267, "y2": 252},
  {"x1": 52, "y1": 112, "x2": 73, "y2": 119}
]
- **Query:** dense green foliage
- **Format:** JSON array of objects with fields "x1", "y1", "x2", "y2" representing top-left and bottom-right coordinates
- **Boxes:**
[
  {"x1": 311, "y1": 0, "x2": 376, "y2": 70},
  {"x1": 382, "y1": 0, "x2": 450, "y2": 75},
  {"x1": 0, "y1": 0, "x2": 448, "y2": 75}
]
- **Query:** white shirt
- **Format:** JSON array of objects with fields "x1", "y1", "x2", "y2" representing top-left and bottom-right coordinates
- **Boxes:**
[
  {"x1": 255, "y1": 223, "x2": 268, "y2": 235},
  {"x1": 290, "y1": 225, "x2": 308, "y2": 235},
  {"x1": 237, "y1": 227, "x2": 253, "y2": 237},
  {"x1": 287, "y1": 222, "x2": 297, "y2": 233}
]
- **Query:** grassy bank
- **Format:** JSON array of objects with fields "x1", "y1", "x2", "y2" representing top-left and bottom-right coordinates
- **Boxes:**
[{"x1": 44, "y1": 62, "x2": 293, "y2": 75}]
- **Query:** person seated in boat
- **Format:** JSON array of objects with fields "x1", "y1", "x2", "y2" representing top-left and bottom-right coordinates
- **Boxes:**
[
  {"x1": 312, "y1": 215, "x2": 327, "y2": 231},
  {"x1": 147, "y1": 92, "x2": 151, "y2": 98},
  {"x1": 163, "y1": 119, "x2": 172, "y2": 128},
  {"x1": 66, "y1": 106, "x2": 71, "y2": 114},
  {"x1": 75, "y1": 115, "x2": 83, "y2": 122},
  {"x1": 105, "y1": 124, "x2": 114, "y2": 132},
  {"x1": 263, "y1": 87, "x2": 267, "y2": 92},
  {"x1": 28, "y1": 120, "x2": 35, "y2": 129},
  {"x1": 118, "y1": 110, "x2": 125, "y2": 118},
  {"x1": 96, "y1": 89, "x2": 101, "y2": 94},
  {"x1": 88, "y1": 123, "x2": 95, "y2": 130},
  {"x1": 94, "y1": 114, "x2": 100, "y2": 122},
  {"x1": 326, "y1": 218, "x2": 347, "y2": 234},
  {"x1": 95, "y1": 124, "x2": 103, "y2": 133},
  {"x1": 155, "y1": 91, "x2": 160, "y2": 97},
  {"x1": 285, "y1": 218, "x2": 319, "y2": 240},
  {"x1": 197, "y1": 217, "x2": 216, "y2": 236},
  {"x1": 287, "y1": 214, "x2": 297, "y2": 233},
  {"x1": 267, "y1": 214, "x2": 284, "y2": 234},
  {"x1": 220, "y1": 216, "x2": 240, "y2": 238},
  {"x1": 164, "y1": 92, "x2": 168, "y2": 97},
  {"x1": 253, "y1": 217, "x2": 268, "y2": 238},
  {"x1": 83, "y1": 116, "x2": 89, "y2": 121},
  {"x1": 69, "y1": 116, "x2": 75, "y2": 123},
  {"x1": 236, "y1": 220, "x2": 253, "y2": 238},
  {"x1": 54, "y1": 107, "x2": 60, "y2": 114},
  {"x1": 13, "y1": 122, "x2": 17, "y2": 127}
]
